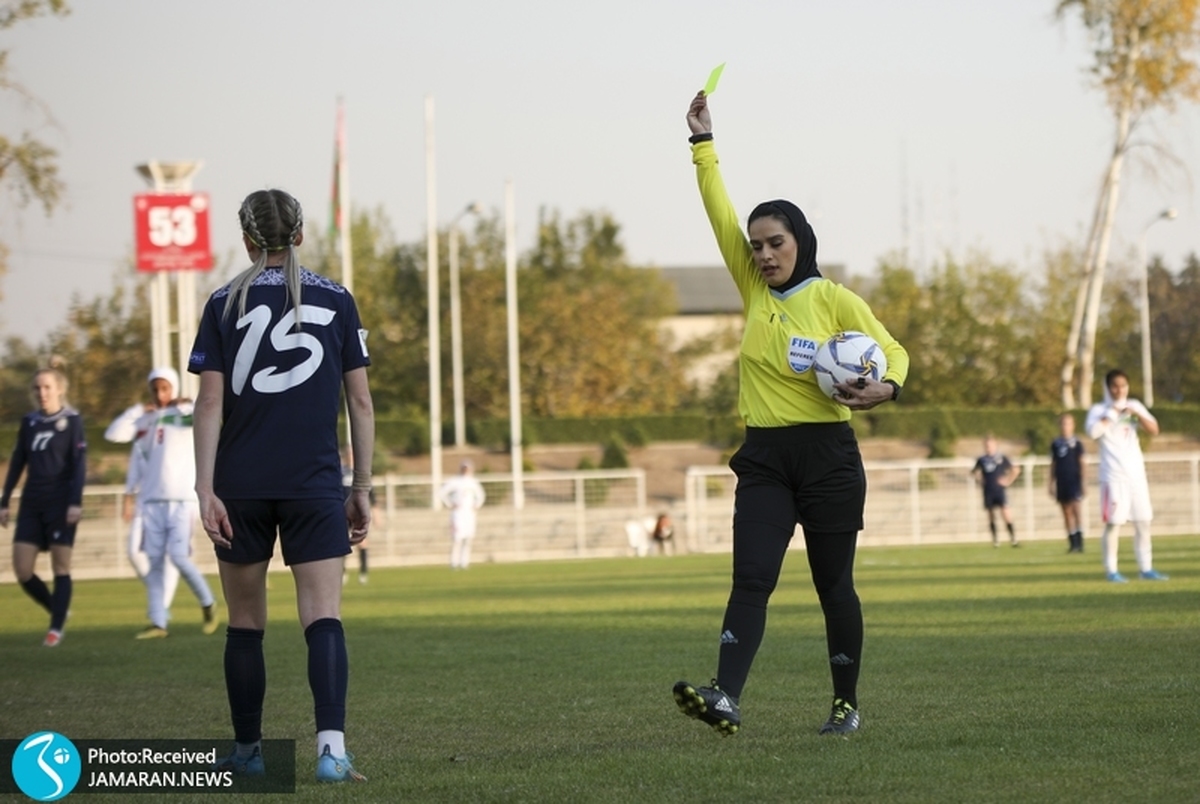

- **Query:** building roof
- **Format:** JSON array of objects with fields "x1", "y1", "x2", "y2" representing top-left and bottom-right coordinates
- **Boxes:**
[{"x1": 658, "y1": 264, "x2": 847, "y2": 315}]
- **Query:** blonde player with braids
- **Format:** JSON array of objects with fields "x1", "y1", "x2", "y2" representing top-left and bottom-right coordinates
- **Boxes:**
[{"x1": 191, "y1": 189, "x2": 374, "y2": 783}]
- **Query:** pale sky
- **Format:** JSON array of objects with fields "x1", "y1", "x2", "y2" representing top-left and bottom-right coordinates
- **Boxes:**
[{"x1": 2, "y1": 0, "x2": 1199, "y2": 345}]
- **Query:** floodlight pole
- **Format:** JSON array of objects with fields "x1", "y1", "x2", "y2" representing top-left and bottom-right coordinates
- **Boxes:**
[
  {"x1": 1138, "y1": 208, "x2": 1177, "y2": 408},
  {"x1": 449, "y1": 202, "x2": 481, "y2": 448},
  {"x1": 425, "y1": 96, "x2": 443, "y2": 507},
  {"x1": 505, "y1": 179, "x2": 524, "y2": 510}
]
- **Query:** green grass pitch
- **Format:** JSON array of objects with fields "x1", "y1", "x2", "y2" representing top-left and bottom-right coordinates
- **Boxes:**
[{"x1": 2, "y1": 536, "x2": 1198, "y2": 803}]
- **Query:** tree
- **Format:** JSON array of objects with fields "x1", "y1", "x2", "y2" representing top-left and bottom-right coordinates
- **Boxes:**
[
  {"x1": 856, "y1": 247, "x2": 1103, "y2": 408},
  {"x1": 0, "y1": 0, "x2": 70, "y2": 300},
  {"x1": 0, "y1": 269, "x2": 150, "y2": 424},
  {"x1": 1056, "y1": 0, "x2": 1200, "y2": 407},
  {"x1": 311, "y1": 206, "x2": 695, "y2": 424},
  {"x1": 1147, "y1": 251, "x2": 1200, "y2": 401},
  {"x1": 466, "y1": 208, "x2": 690, "y2": 418}
]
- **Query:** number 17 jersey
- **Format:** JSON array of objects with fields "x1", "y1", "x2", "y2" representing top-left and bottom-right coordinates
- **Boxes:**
[{"x1": 188, "y1": 267, "x2": 370, "y2": 501}]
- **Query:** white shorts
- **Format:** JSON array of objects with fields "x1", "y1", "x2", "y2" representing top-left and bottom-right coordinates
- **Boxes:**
[
  {"x1": 1100, "y1": 478, "x2": 1153, "y2": 525},
  {"x1": 450, "y1": 511, "x2": 477, "y2": 541}
]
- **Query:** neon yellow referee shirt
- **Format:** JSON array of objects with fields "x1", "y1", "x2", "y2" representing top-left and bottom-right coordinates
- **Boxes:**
[{"x1": 693, "y1": 139, "x2": 909, "y2": 428}]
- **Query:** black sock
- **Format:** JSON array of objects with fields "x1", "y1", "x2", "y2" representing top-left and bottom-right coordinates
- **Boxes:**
[
  {"x1": 1006, "y1": 522, "x2": 1016, "y2": 539},
  {"x1": 715, "y1": 598, "x2": 766, "y2": 700},
  {"x1": 20, "y1": 574, "x2": 53, "y2": 613},
  {"x1": 989, "y1": 522, "x2": 998, "y2": 541},
  {"x1": 305, "y1": 618, "x2": 348, "y2": 733},
  {"x1": 822, "y1": 593, "x2": 863, "y2": 709},
  {"x1": 50, "y1": 575, "x2": 72, "y2": 631},
  {"x1": 224, "y1": 627, "x2": 266, "y2": 745},
  {"x1": 358, "y1": 549, "x2": 368, "y2": 574}
]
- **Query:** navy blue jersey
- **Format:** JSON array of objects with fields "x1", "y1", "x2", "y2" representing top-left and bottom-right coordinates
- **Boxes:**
[
  {"x1": 973, "y1": 453, "x2": 1013, "y2": 497},
  {"x1": 1, "y1": 407, "x2": 87, "y2": 510},
  {"x1": 1050, "y1": 436, "x2": 1084, "y2": 489},
  {"x1": 187, "y1": 267, "x2": 369, "y2": 501}
]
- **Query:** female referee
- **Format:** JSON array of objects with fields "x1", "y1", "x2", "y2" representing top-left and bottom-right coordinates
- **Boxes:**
[
  {"x1": 191, "y1": 189, "x2": 374, "y2": 783},
  {"x1": 673, "y1": 91, "x2": 909, "y2": 737},
  {"x1": 1, "y1": 366, "x2": 86, "y2": 647}
]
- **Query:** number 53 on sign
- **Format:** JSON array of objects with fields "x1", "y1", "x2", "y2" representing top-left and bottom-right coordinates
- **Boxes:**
[{"x1": 134, "y1": 193, "x2": 213, "y2": 272}]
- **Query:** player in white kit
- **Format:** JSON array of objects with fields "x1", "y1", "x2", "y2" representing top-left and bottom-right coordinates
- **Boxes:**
[
  {"x1": 439, "y1": 461, "x2": 486, "y2": 569},
  {"x1": 105, "y1": 369, "x2": 182, "y2": 620},
  {"x1": 1085, "y1": 369, "x2": 1168, "y2": 583},
  {"x1": 119, "y1": 367, "x2": 220, "y2": 637}
]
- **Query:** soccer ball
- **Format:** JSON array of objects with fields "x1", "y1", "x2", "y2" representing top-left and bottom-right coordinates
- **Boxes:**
[
  {"x1": 813, "y1": 331, "x2": 887, "y2": 399},
  {"x1": 53, "y1": 747, "x2": 70, "y2": 765}
]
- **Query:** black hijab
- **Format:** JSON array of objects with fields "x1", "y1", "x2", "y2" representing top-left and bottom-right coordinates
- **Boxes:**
[{"x1": 748, "y1": 199, "x2": 820, "y2": 291}]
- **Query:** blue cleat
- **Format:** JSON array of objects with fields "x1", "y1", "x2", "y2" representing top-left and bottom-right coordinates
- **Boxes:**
[
  {"x1": 214, "y1": 745, "x2": 264, "y2": 777},
  {"x1": 1139, "y1": 569, "x2": 1169, "y2": 581},
  {"x1": 1106, "y1": 572, "x2": 1129, "y2": 583},
  {"x1": 316, "y1": 745, "x2": 366, "y2": 782}
]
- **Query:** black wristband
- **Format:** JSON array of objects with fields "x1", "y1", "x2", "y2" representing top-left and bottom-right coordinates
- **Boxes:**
[
  {"x1": 884, "y1": 379, "x2": 902, "y2": 401},
  {"x1": 688, "y1": 132, "x2": 714, "y2": 144}
]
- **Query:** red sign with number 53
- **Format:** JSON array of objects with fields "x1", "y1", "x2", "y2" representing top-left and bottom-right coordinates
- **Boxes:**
[{"x1": 134, "y1": 193, "x2": 213, "y2": 271}]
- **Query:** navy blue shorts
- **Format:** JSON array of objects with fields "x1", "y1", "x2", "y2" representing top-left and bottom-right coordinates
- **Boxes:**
[
  {"x1": 13, "y1": 504, "x2": 77, "y2": 550},
  {"x1": 217, "y1": 498, "x2": 350, "y2": 566},
  {"x1": 1055, "y1": 483, "x2": 1083, "y2": 504},
  {"x1": 983, "y1": 489, "x2": 1008, "y2": 510}
]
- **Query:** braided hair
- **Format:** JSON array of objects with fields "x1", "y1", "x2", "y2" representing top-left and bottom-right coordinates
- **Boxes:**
[{"x1": 223, "y1": 189, "x2": 305, "y2": 321}]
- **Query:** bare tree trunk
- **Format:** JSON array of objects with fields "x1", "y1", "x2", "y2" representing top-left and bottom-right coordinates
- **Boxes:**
[
  {"x1": 1077, "y1": 66, "x2": 1136, "y2": 407},
  {"x1": 1060, "y1": 172, "x2": 1110, "y2": 408}
]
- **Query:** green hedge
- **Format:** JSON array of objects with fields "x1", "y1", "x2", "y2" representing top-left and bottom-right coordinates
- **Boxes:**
[
  {"x1": 3, "y1": 406, "x2": 1195, "y2": 463},
  {"x1": 468, "y1": 414, "x2": 744, "y2": 450}
]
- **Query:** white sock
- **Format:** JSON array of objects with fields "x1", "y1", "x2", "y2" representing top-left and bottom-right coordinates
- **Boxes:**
[
  {"x1": 317, "y1": 730, "x2": 345, "y2": 758},
  {"x1": 235, "y1": 740, "x2": 260, "y2": 759}
]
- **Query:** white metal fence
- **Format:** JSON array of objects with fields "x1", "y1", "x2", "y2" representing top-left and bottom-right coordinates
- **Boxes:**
[
  {"x1": 685, "y1": 453, "x2": 1200, "y2": 552},
  {"x1": 1, "y1": 469, "x2": 648, "y2": 582},
  {"x1": 8, "y1": 454, "x2": 1200, "y2": 582}
]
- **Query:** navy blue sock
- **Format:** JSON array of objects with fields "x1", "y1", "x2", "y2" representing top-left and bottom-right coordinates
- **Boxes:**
[
  {"x1": 305, "y1": 618, "x2": 348, "y2": 732},
  {"x1": 50, "y1": 575, "x2": 72, "y2": 631},
  {"x1": 224, "y1": 627, "x2": 266, "y2": 745},
  {"x1": 21, "y1": 574, "x2": 53, "y2": 613}
]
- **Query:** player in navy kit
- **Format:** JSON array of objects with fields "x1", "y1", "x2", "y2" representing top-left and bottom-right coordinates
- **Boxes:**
[
  {"x1": 190, "y1": 189, "x2": 374, "y2": 783},
  {"x1": 972, "y1": 435, "x2": 1020, "y2": 547},
  {"x1": 1049, "y1": 413, "x2": 1086, "y2": 553},
  {"x1": 1, "y1": 367, "x2": 87, "y2": 647}
]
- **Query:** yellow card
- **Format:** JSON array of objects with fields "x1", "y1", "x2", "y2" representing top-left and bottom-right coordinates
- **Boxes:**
[{"x1": 704, "y1": 62, "x2": 726, "y2": 95}]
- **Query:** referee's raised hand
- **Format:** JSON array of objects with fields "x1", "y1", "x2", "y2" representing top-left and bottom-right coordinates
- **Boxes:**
[{"x1": 687, "y1": 91, "x2": 712, "y2": 135}]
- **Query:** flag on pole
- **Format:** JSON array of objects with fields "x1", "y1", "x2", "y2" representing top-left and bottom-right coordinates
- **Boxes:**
[{"x1": 329, "y1": 98, "x2": 346, "y2": 247}]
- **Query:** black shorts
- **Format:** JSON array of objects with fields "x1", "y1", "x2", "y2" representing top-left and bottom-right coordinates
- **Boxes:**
[
  {"x1": 13, "y1": 504, "x2": 77, "y2": 550},
  {"x1": 731, "y1": 422, "x2": 866, "y2": 534},
  {"x1": 983, "y1": 489, "x2": 1008, "y2": 510},
  {"x1": 217, "y1": 498, "x2": 350, "y2": 566}
]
